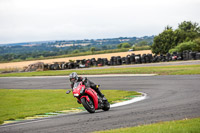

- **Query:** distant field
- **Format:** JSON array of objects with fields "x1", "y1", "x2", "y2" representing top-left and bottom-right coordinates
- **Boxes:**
[{"x1": 0, "y1": 50, "x2": 151, "y2": 69}]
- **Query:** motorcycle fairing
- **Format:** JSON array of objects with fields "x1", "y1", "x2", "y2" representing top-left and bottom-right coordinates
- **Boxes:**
[{"x1": 81, "y1": 88, "x2": 99, "y2": 109}]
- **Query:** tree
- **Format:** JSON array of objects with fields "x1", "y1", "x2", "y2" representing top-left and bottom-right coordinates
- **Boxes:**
[
  {"x1": 175, "y1": 21, "x2": 200, "y2": 43},
  {"x1": 117, "y1": 43, "x2": 131, "y2": 49},
  {"x1": 72, "y1": 50, "x2": 80, "y2": 54},
  {"x1": 151, "y1": 28, "x2": 177, "y2": 54},
  {"x1": 193, "y1": 37, "x2": 200, "y2": 51},
  {"x1": 151, "y1": 21, "x2": 200, "y2": 54},
  {"x1": 169, "y1": 37, "x2": 200, "y2": 53},
  {"x1": 117, "y1": 43, "x2": 123, "y2": 49},
  {"x1": 90, "y1": 47, "x2": 96, "y2": 54},
  {"x1": 178, "y1": 21, "x2": 200, "y2": 33},
  {"x1": 134, "y1": 41, "x2": 148, "y2": 46},
  {"x1": 169, "y1": 41, "x2": 195, "y2": 53},
  {"x1": 122, "y1": 43, "x2": 131, "y2": 48}
]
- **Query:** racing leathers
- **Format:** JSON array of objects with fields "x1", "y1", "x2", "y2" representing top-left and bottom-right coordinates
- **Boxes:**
[{"x1": 70, "y1": 77, "x2": 104, "y2": 98}]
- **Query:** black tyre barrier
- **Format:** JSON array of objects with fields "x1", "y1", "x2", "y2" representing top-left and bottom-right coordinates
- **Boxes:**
[
  {"x1": 43, "y1": 50, "x2": 200, "y2": 71},
  {"x1": 196, "y1": 53, "x2": 200, "y2": 60}
]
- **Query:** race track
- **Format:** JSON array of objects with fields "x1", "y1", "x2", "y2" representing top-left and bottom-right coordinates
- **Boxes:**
[{"x1": 0, "y1": 75, "x2": 200, "y2": 133}]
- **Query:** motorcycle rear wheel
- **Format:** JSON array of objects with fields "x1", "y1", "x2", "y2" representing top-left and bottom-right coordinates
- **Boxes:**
[
  {"x1": 102, "y1": 100, "x2": 110, "y2": 111},
  {"x1": 81, "y1": 97, "x2": 95, "y2": 113}
]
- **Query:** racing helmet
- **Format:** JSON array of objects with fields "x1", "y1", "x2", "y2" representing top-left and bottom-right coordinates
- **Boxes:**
[{"x1": 69, "y1": 72, "x2": 78, "y2": 83}]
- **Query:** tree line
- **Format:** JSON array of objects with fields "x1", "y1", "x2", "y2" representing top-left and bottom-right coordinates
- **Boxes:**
[
  {"x1": 0, "y1": 36, "x2": 153, "y2": 62},
  {"x1": 151, "y1": 21, "x2": 200, "y2": 54}
]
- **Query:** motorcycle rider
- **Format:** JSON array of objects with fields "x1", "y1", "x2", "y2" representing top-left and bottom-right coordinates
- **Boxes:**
[{"x1": 69, "y1": 72, "x2": 105, "y2": 98}]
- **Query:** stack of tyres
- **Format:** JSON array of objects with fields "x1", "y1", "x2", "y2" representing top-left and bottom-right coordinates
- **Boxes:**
[
  {"x1": 97, "y1": 58, "x2": 103, "y2": 66},
  {"x1": 117, "y1": 56, "x2": 122, "y2": 65},
  {"x1": 172, "y1": 52, "x2": 178, "y2": 61},
  {"x1": 177, "y1": 52, "x2": 183, "y2": 60},
  {"x1": 48, "y1": 64, "x2": 53, "y2": 70},
  {"x1": 130, "y1": 54, "x2": 135, "y2": 64},
  {"x1": 158, "y1": 55, "x2": 163, "y2": 62},
  {"x1": 189, "y1": 52, "x2": 196, "y2": 60},
  {"x1": 87, "y1": 59, "x2": 93, "y2": 67},
  {"x1": 110, "y1": 56, "x2": 115, "y2": 66},
  {"x1": 61, "y1": 62, "x2": 67, "y2": 70},
  {"x1": 147, "y1": 54, "x2": 153, "y2": 63},
  {"x1": 44, "y1": 64, "x2": 49, "y2": 70},
  {"x1": 160, "y1": 54, "x2": 166, "y2": 62},
  {"x1": 91, "y1": 58, "x2": 97, "y2": 66},
  {"x1": 125, "y1": 55, "x2": 131, "y2": 64},
  {"x1": 141, "y1": 54, "x2": 146, "y2": 63},
  {"x1": 122, "y1": 57, "x2": 126, "y2": 64},
  {"x1": 85, "y1": 60, "x2": 91, "y2": 68},
  {"x1": 152, "y1": 55, "x2": 159, "y2": 62},
  {"x1": 196, "y1": 52, "x2": 200, "y2": 60},
  {"x1": 114, "y1": 56, "x2": 118, "y2": 65},
  {"x1": 102, "y1": 58, "x2": 108, "y2": 66},
  {"x1": 135, "y1": 54, "x2": 141, "y2": 64},
  {"x1": 49, "y1": 63, "x2": 60, "y2": 70},
  {"x1": 68, "y1": 62, "x2": 76, "y2": 69},
  {"x1": 81, "y1": 59, "x2": 86, "y2": 65},
  {"x1": 76, "y1": 60, "x2": 81, "y2": 68},
  {"x1": 182, "y1": 51, "x2": 189, "y2": 60},
  {"x1": 166, "y1": 53, "x2": 172, "y2": 61},
  {"x1": 145, "y1": 54, "x2": 150, "y2": 63}
]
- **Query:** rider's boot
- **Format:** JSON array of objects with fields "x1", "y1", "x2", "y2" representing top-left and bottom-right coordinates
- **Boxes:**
[
  {"x1": 96, "y1": 88, "x2": 104, "y2": 97},
  {"x1": 96, "y1": 88, "x2": 107, "y2": 101}
]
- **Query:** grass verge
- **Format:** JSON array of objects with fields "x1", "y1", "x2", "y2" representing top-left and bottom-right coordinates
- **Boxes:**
[
  {"x1": 0, "y1": 89, "x2": 140, "y2": 124},
  {"x1": 0, "y1": 64, "x2": 200, "y2": 77},
  {"x1": 94, "y1": 117, "x2": 200, "y2": 133}
]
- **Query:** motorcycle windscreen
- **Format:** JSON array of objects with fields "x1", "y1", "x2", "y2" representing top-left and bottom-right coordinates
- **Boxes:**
[{"x1": 73, "y1": 82, "x2": 82, "y2": 94}]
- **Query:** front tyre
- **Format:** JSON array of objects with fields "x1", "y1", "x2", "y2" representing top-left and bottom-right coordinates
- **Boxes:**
[{"x1": 81, "y1": 97, "x2": 95, "y2": 113}]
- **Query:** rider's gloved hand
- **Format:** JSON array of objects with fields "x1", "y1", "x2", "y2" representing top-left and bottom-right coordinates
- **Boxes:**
[{"x1": 96, "y1": 85, "x2": 99, "y2": 89}]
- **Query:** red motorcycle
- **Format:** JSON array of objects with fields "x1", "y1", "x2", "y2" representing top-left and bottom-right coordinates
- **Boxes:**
[{"x1": 66, "y1": 80, "x2": 110, "y2": 113}]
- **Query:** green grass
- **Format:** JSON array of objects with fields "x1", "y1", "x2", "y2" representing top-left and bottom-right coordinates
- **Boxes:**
[
  {"x1": 0, "y1": 89, "x2": 140, "y2": 124},
  {"x1": 94, "y1": 117, "x2": 200, "y2": 133},
  {"x1": 1, "y1": 64, "x2": 200, "y2": 77}
]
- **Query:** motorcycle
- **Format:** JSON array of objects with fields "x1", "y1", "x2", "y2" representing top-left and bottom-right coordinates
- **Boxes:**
[{"x1": 66, "y1": 79, "x2": 110, "y2": 113}]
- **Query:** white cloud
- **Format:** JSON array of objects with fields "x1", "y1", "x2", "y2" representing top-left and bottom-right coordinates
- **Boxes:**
[{"x1": 0, "y1": 0, "x2": 200, "y2": 44}]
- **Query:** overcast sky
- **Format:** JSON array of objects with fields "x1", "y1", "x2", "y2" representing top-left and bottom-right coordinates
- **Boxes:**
[{"x1": 0, "y1": 0, "x2": 199, "y2": 44}]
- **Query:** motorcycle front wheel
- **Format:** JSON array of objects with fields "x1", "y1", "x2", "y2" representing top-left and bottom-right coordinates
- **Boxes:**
[{"x1": 81, "y1": 97, "x2": 95, "y2": 113}]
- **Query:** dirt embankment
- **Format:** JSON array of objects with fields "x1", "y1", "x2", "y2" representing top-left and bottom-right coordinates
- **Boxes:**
[{"x1": 0, "y1": 50, "x2": 152, "y2": 69}]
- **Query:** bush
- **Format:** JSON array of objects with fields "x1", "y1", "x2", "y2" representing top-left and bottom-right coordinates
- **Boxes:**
[
  {"x1": 177, "y1": 41, "x2": 195, "y2": 52},
  {"x1": 169, "y1": 37, "x2": 200, "y2": 53},
  {"x1": 193, "y1": 37, "x2": 200, "y2": 51},
  {"x1": 169, "y1": 48, "x2": 177, "y2": 54},
  {"x1": 132, "y1": 46, "x2": 151, "y2": 51},
  {"x1": 117, "y1": 43, "x2": 131, "y2": 49}
]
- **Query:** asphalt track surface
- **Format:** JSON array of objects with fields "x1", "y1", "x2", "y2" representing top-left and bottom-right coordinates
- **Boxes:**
[{"x1": 0, "y1": 75, "x2": 200, "y2": 133}]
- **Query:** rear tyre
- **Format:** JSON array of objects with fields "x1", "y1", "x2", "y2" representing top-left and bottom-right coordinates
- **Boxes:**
[
  {"x1": 102, "y1": 100, "x2": 110, "y2": 111},
  {"x1": 81, "y1": 97, "x2": 95, "y2": 113}
]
